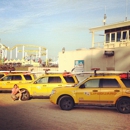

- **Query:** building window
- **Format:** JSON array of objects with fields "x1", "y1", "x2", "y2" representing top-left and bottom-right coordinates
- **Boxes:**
[
  {"x1": 111, "y1": 33, "x2": 115, "y2": 42},
  {"x1": 122, "y1": 31, "x2": 127, "y2": 40},
  {"x1": 116, "y1": 32, "x2": 121, "y2": 42},
  {"x1": 128, "y1": 30, "x2": 130, "y2": 40},
  {"x1": 106, "y1": 34, "x2": 110, "y2": 43}
]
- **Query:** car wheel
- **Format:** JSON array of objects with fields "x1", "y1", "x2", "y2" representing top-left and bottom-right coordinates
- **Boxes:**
[
  {"x1": 58, "y1": 96, "x2": 74, "y2": 110},
  {"x1": 116, "y1": 98, "x2": 130, "y2": 114},
  {"x1": 21, "y1": 90, "x2": 30, "y2": 101}
]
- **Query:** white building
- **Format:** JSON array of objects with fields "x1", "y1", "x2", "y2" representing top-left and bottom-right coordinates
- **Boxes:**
[{"x1": 58, "y1": 20, "x2": 130, "y2": 74}]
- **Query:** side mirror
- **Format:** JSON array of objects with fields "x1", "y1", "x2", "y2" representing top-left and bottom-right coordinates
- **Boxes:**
[{"x1": 34, "y1": 81, "x2": 37, "y2": 84}]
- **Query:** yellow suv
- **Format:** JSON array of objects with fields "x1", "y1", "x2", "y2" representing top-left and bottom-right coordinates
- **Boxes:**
[
  {"x1": 50, "y1": 73, "x2": 130, "y2": 114},
  {"x1": 0, "y1": 73, "x2": 36, "y2": 91},
  {"x1": 18, "y1": 73, "x2": 78, "y2": 100}
]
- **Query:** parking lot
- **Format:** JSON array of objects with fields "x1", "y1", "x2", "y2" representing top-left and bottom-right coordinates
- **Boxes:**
[{"x1": 0, "y1": 93, "x2": 130, "y2": 130}]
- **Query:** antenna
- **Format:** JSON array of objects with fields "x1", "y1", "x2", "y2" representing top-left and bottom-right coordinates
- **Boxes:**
[
  {"x1": 125, "y1": 0, "x2": 128, "y2": 21},
  {"x1": 62, "y1": 47, "x2": 65, "y2": 53},
  {"x1": 103, "y1": 6, "x2": 107, "y2": 25}
]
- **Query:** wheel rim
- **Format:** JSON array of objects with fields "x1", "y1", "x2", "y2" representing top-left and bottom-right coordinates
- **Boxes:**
[
  {"x1": 22, "y1": 92, "x2": 29, "y2": 100},
  {"x1": 118, "y1": 100, "x2": 130, "y2": 113},
  {"x1": 61, "y1": 98, "x2": 73, "y2": 110}
]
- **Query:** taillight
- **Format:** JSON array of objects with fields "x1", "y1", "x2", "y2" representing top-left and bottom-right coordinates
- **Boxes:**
[
  {"x1": 120, "y1": 74, "x2": 128, "y2": 79},
  {"x1": 23, "y1": 72, "x2": 30, "y2": 75},
  {"x1": 63, "y1": 72, "x2": 72, "y2": 77},
  {"x1": 5, "y1": 72, "x2": 9, "y2": 75},
  {"x1": 120, "y1": 73, "x2": 130, "y2": 79}
]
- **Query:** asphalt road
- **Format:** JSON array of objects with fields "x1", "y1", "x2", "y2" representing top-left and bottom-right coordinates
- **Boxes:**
[{"x1": 0, "y1": 93, "x2": 130, "y2": 130}]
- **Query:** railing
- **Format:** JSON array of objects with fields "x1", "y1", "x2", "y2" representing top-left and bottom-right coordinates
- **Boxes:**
[
  {"x1": 93, "y1": 40, "x2": 130, "y2": 48},
  {"x1": 93, "y1": 42, "x2": 104, "y2": 48}
]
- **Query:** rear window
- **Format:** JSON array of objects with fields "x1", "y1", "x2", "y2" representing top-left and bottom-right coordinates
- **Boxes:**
[
  {"x1": 13, "y1": 75, "x2": 22, "y2": 80},
  {"x1": 121, "y1": 79, "x2": 130, "y2": 88},
  {"x1": 48, "y1": 77, "x2": 62, "y2": 83},
  {"x1": 24, "y1": 75, "x2": 32, "y2": 80},
  {"x1": 64, "y1": 76, "x2": 75, "y2": 83},
  {"x1": 101, "y1": 79, "x2": 120, "y2": 88}
]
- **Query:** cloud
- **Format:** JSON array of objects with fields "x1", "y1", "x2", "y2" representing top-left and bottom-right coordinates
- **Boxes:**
[{"x1": 0, "y1": 0, "x2": 130, "y2": 34}]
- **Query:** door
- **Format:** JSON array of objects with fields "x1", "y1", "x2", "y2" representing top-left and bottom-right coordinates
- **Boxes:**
[
  {"x1": 100, "y1": 79, "x2": 122, "y2": 104},
  {"x1": 0, "y1": 75, "x2": 23, "y2": 90},
  {"x1": 47, "y1": 76, "x2": 65, "y2": 94},
  {"x1": 31, "y1": 76, "x2": 65, "y2": 96},
  {"x1": 76, "y1": 79, "x2": 100, "y2": 105}
]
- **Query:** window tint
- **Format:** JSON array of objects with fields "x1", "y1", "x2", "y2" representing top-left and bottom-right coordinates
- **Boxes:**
[
  {"x1": 83, "y1": 79, "x2": 100, "y2": 88},
  {"x1": 101, "y1": 79, "x2": 120, "y2": 88},
  {"x1": 24, "y1": 75, "x2": 32, "y2": 80},
  {"x1": 48, "y1": 77, "x2": 61, "y2": 83},
  {"x1": 64, "y1": 76, "x2": 75, "y2": 83},
  {"x1": 13, "y1": 75, "x2": 22, "y2": 80},
  {"x1": 121, "y1": 79, "x2": 130, "y2": 88}
]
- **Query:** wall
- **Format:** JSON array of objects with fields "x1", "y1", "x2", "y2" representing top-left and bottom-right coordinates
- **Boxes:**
[{"x1": 58, "y1": 46, "x2": 130, "y2": 80}]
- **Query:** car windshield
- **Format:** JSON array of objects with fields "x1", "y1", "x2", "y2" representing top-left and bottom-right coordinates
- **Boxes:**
[{"x1": 74, "y1": 77, "x2": 88, "y2": 87}]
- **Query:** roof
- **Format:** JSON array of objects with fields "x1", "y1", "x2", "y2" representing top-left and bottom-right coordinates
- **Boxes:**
[{"x1": 89, "y1": 20, "x2": 130, "y2": 32}]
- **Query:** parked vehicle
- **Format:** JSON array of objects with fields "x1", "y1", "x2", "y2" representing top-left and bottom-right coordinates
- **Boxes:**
[
  {"x1": 18, "y1": 73, "x2": 79, "y2": 100},
  {"x1": 0, "y1": 73, "x2": 36, "y2": 91},
  {"x1": 50, "y1": 72, "x2": 130, "y2": 114}
]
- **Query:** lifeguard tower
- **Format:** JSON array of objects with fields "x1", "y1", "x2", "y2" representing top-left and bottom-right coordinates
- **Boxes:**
[
  {"x1": 58, "y1": 20, "x2": 130, "y2": 72},
  {"x1": 90, "y1": 20, "x2": 130, "y2": 48}
]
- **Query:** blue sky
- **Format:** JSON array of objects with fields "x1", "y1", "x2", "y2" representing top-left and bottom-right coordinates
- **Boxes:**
[{"x1": 0, "y1": 0, "x2": 130, "y2": 60}]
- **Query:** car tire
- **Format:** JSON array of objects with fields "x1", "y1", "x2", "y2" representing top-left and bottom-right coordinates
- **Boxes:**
[
  {"x1": 21, "y1": 89, "x2": 30, "y2": 101},
  {"x1": 58, "y1": 96, "x2": 74, "y2": 110},
  {"x1": 116, "y1": 98, "x2": 130, "y2": 114}
]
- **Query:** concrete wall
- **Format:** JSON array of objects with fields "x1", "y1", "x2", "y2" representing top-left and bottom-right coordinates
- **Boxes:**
[
  {"x1": 28, "y1": 46, "x2": 130, "y2": 80},
  {"x1": 58, "y1": 46, "x2": 130, "y2": 72}
]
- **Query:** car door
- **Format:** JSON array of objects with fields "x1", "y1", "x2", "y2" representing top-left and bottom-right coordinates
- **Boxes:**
[
  {"x1": 0, "y1": 75, "x2": 12, "y2": 90},
  {"x1": 100, "y1": 78, "x2": 122, "y2": 104},
  {"x1": 0, "y1": 75, "x2": 23, "y2": 90},
  {"x1": 31, "y1": 76, "x2": 49, "y2": 96},
  {"x1": 47, "y1": 76, "x2": 66, "y2": 94},
  {"x1": 75, "y1": 79, "x2": 100, "y2": 105},
  {"x1": 31, "y1": 76, "x2": 65, "y2": 96}
]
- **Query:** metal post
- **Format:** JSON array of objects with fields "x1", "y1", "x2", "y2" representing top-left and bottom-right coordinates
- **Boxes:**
[
  {"x1": 92, "y1": 31, "x2": 95, "y2": 48},
  {"x1": 22, "y1": 46, "x2": 24, "y2": 59}
]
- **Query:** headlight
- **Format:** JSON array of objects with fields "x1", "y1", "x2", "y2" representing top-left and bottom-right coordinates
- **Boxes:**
[{"x1": 51, "y1": 90, "x2": 56, "y2": 95}]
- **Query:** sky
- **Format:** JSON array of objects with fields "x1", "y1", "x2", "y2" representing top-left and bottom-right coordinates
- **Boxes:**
[{"x1": 0, "y1": 0, "x2": 130, "y2": 61}]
